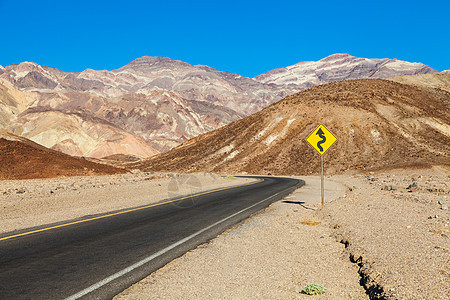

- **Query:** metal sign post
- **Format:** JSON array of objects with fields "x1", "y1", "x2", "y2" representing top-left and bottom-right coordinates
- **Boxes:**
[
  {"x1": 321, "y1": 155, "x2": 324, "y2": 208},
  {"x1": 305, "y1": 124, "x2": 337, "y2": 208}
]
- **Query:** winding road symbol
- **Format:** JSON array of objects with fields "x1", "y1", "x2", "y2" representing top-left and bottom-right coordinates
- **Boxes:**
[
  {"x1": 316, "y1": 128, "x2": 326, "y2": 152},
  {"x1": 305, "y1": 123, "x2": 337, "y2": 156}
]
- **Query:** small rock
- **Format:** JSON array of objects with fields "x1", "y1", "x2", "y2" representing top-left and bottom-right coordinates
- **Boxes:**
[
  {"x1": 441, "y1": 205, "x2": 448, "y2": 210},
  {"x1": 438, "y1": 199, "x2": 445, "y2": 205},
  {"x1": 407, "y1": 182, "x2": 419, "y2": 192},
  {"x1": 16, "y1": 187, "x2": 29, "y2": 194},
  {"x1": 390, "y1": 185, "x2": 397, "y2": 191},
  {"x1": 441, "y1": 234, "x2": 449, "y2": 239},
  {"x1": 407, "y1": 182, "x2": 418, "y2": 189},
  {"x1": 44, "y1": 188, "x2": 54, "y2": 194}
]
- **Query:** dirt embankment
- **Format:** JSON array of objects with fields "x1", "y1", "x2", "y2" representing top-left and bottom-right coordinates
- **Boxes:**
[
  {"x1": 0, "y1": 130, "x2": 126, "y2": 180},
  {"x1": 129, "y1": 79, "x2": 450, "y2": 176}
]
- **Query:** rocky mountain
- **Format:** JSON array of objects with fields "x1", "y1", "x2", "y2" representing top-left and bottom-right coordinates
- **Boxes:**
[
  {"x1": 0, "y1": 58, "x2": 292, "y2": 157},
  {"x1": 0, "y1": 79, "x2": 159, "y2": 158},
  {"x1": 0, "y1": 130, "x2": 126, "y2": 180},
  {"x1": 115, "y1": 56, "x2": 292, "y2": 115},
  {"x1": 0, "y1": 55, "x2": 439, "y2": 159},
  {"x1": 128, "y1": 77, "x2": 450, "y2": 175},
  {"x1": 254, "y1": 54, "x2": 438, "y2": 90}
]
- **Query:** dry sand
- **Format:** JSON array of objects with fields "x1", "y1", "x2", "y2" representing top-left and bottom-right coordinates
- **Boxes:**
[
  {"x1": 321, "y1": 166, "x2": 449, "y2": 299},
  {"x1": 0, "y1": 172, "x2": 253, "y2": 234}
]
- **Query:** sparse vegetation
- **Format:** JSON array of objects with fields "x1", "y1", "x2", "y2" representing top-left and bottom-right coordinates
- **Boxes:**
[{"x1": 301, "y1": 283, "x2": 326, "y2": 295}]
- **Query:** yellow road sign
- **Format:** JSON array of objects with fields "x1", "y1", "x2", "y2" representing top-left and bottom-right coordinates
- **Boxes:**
[{"x1": 305, "y1": 124, "x2": 337, "y2": 156}]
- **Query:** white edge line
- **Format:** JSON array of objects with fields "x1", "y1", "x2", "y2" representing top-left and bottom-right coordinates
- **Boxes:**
[{"x1": 65, "y1": 191, "x2": 282, "y2": 300}]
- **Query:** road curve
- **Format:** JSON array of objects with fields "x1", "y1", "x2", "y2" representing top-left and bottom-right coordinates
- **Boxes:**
[{"x1": 0, "y1": 176, "x2": 303, "y2": 299}]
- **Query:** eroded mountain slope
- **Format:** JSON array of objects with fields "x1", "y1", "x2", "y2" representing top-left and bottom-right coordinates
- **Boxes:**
[
  {"x1": 390, "y1": 73, "x2": 450, "y2": 93},
  {"x1": 129, "y1": 79, "x2": 449, "y2": 175}
]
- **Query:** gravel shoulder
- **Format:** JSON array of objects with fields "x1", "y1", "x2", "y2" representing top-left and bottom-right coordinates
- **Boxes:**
[{"x1": 0, "y1": 172, "x2": 252, "y2": 234}]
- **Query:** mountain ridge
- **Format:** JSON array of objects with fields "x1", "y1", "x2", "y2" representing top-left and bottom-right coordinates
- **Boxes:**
[
  {"x1": 0, "y1": 54, "x2": 440, "y2": 159},
  {"x1": 254, "y1": 53, "x2": 438, "y2": 89}
]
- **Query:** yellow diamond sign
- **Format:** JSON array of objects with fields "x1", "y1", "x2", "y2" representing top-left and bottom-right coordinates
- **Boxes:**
[{"x1": 305, "y1": 124, "x2": 337, "y2": 156}]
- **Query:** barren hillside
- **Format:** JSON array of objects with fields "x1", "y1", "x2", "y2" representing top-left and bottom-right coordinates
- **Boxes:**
[
  {"x1": 0, "y1": 130, "x2": 126, "y2": 180},
  {"x1": 390, "y1": 73, "x2": 450, "y2": 93},
  {"x1": 129, "y1": 79, "x2": 450, "y2": 175}
]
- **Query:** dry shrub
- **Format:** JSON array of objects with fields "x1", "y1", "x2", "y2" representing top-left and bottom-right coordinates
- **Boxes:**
[{"x1": 300, "y1": 217, "x2": 321, "y2": 226}]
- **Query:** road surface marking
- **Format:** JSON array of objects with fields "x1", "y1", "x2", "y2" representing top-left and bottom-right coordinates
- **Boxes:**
[
  {"x1": 0, "y1": 179, "x2": 263, "y2": 242},
  {"x1": 65, "y1": 189, "x2": 282, "y2": 300}
]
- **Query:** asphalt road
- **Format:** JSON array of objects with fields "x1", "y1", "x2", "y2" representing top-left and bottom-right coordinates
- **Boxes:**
[{"x1": 0, "y1": 176, "x2": 303, "y2": 299}]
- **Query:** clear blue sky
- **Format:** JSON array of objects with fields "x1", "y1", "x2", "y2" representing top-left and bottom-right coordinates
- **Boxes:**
[{"x1": 1, "y1": 0, "x2": 449, "y2": 77}]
